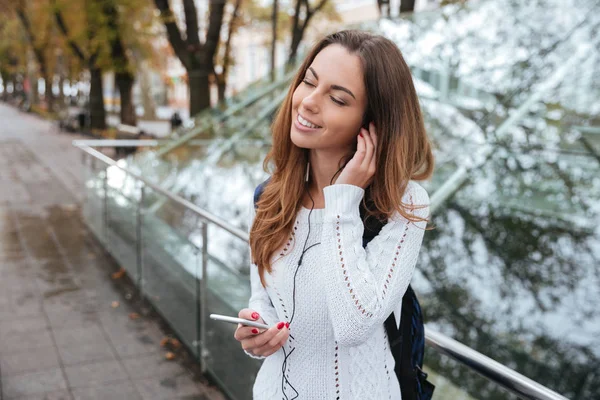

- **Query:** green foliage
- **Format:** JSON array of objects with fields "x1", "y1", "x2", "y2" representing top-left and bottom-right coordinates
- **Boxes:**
[{"x1": 0, "y1": 10, "x2": 28, "y2": 75}]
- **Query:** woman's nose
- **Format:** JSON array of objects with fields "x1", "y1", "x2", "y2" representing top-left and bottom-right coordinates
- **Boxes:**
[{"x1": 301, "y1": 92, "x2": 319, "y2": 114}]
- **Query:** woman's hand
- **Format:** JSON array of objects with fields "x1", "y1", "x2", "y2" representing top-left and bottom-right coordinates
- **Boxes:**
[
  {"x1": 234, "y1": 308, "x2": 289, "y2": 358},
  {"x1": 334, "y1": 122, "x2": 378, "y2": 189}
]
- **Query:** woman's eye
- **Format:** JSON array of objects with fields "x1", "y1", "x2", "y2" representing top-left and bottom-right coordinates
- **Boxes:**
[
  {"x1": 302, "y1": 79, "x2": 315, "y2": 87},
  {"x1": 330, "y1": 97, "x2": 345, "y2": 106}
]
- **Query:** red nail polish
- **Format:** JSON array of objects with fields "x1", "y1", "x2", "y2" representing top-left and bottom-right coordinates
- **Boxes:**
[
  {"x1": 251, "y1": 312, "x2": 259, "y2": 320},
  {"x1": 277, "y1": 322, "x2": 285, "y2": 330},
  {"x1": 285, "y1": 322, "x2": 290, "y2": 329},
  {"x1": 251, "y1": 328, "x2": 259, "y2": 334}
]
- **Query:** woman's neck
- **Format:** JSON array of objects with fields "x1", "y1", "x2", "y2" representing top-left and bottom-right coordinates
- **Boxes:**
[{"x1": 305, "y1": 149, "x2": 351, "y2": 205}]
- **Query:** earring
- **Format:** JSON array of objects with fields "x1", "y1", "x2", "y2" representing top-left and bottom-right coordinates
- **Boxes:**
[{"x1": 305, "y1": 161, "x2": 310, "y2": 182}]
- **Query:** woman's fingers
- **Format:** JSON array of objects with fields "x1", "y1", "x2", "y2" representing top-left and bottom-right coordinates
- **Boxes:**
[
  {"x1": 355, "y1": 129, "x2": 366, "y2": 163},
  {"x1": 234, "y1": 324, "x2": 263, "y2": 341},
  {"x1": 329, "y1": 123, "x2": 377, "y2": 188},
  {"x1": 253, "y1": 325, "x2": 290, "y2": 357},
  {"x1": 234, "y1": 308, "x2": 266, "y2": 341},
  {"x1": 238, "y1": 308, "x2": 261, "y2": 322},
  {"x1": 241, "y1": 323, "x2": 286, "y2": 354},
  {"x1": 361, "y1": 125, "x2": 375, "y2": 170}
]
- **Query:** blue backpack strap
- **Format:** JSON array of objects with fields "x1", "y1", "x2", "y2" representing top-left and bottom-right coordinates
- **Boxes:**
[{"x1": 253, "y1": 177, "x2": 271, "y2": 209}]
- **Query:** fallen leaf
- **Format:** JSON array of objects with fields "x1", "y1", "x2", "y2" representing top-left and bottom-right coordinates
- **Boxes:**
[
  {"x1": 170, "y1": 338, "x2": 181, "y2": 349},
  {"x1": 160, "y1": 337, "x2": 170, "y2": 347},
  {"x1": 165, "y1": 352, "x2": 176, "y2": 360},
  {"x1": 111, "y1": 268, "x2": 126, "y2": 279},
  {"x1": 129, "y1": 313, "x2": 140, "y2": 320},
  {"x1": 111, "y1": 301, "x2": 120, "y2": 308}
]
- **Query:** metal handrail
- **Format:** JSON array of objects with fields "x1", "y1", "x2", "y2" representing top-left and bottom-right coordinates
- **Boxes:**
[
  {"x1": 156, "y1": 71, "x2": 294, "y2": 158},
  {"x1": 426, "y1": 330, "x2": 568, "y2": 400},
  {"x1": 73, "y1": 138, "x2": 569, "y2": 400},
  {"x1": 74, "y1": 142, "x2": 248, "y2": 241}
]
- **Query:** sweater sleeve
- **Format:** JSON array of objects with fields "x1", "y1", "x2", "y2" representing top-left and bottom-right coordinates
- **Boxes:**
[
  {"x1": 320, "y1": 182, "x2": 429, "y2": 347},
  {"x1": 245, "y1": 201, "x2": 279, "y2": 359}
]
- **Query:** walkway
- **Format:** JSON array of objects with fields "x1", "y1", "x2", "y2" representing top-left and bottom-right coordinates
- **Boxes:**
[{"x1": 0, "y1": 103, "x2": 225, "y2": 400}]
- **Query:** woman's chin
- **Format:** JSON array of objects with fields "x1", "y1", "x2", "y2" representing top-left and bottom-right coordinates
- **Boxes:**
[{"x1": 290, "y1": 129, "x2": 317, "y2": 149}]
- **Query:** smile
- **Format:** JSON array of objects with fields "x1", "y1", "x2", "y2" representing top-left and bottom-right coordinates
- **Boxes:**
[{"x1": 297, "y1": 114, "x2": 322, "y2": 129}]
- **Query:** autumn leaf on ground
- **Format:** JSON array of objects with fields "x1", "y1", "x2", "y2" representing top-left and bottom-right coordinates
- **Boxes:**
[
  {"x1": 111, "y1": 301, "x2": 120, "y2": 308},
  {"x1": 111, "y1": 268, "x2": 126, "y2": 279},
  {"x1": 129, "y1": 313, "x2": 140, "y2": 320},
  {"x1": 170, "y1": 338, "x2": 181, "y2": 349},
  {"x1": 165, "y1": 352, "x2": 176, "y2": 360},
  {"x1": 160, "y1": 337, "x2": 170, "y2": 347}
]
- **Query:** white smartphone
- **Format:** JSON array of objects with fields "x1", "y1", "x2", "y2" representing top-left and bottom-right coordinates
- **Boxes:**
[{"x1": 209, "y1": 314, "x2": 270, "y2": 329}]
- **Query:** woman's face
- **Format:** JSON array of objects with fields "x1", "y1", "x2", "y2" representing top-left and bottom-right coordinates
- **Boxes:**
[{"x1": 290, "y1": 44, "x2": 367, "y2": 152}]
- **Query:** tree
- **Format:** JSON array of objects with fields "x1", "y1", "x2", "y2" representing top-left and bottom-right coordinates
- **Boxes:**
[
  {"x1": 104, "y1": 0, "x2": 136, "y2": 126},
  {"x1": 154, "y1": 0, "x2": 226, "y2": 116},
  {"x1": 399, "y1": 0, "x2": 415, "y2": 13},
  {"x1": 53, "y1": 0, "x2": 107, "y2": 130},
  {"x1": 271, "y1": 0, "x2": 278, "y2": 81},
  {"x1": 288, "y1": 0, "x2": 329, "y2": 65},
  {"x1": 214, "y1": 0, "x2": 243, "y2": 104},
  {"x1": 52, "y1": 0, "x2": 157, "y2": 129},
  {"x1": 15, "y1": 0, "x2": 56, "y2": 112},
  {"x1": 376, "y1": 0, "x2": 390, "y2": 17},
  {"x1": 0, "y1": 5, "x2": 35, "y2": 103}
]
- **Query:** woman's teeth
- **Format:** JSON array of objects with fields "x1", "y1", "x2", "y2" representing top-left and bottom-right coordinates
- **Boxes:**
[{"x1": 298, "y1": 115, "x2": 320, "y2": 129}]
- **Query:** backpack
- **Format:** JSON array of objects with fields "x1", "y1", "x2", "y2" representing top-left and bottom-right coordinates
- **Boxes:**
[{"x1": 253, "y1": 179, "x2": 435, "y2": 400}]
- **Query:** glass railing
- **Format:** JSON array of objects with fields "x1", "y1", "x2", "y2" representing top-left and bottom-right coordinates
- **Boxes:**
[
  {"x1": 76, "y1": 139, "x2": 570, "y2": 400},
  {"x1": 76, "y1": 0, "x2": 600, "y2": 398}
]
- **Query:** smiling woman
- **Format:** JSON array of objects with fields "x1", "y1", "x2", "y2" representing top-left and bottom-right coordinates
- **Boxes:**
[{"x1": 234, "y1": 30, "x2": 434, "y2": 399}]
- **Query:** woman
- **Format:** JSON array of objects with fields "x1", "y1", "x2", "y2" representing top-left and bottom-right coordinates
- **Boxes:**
[{"x1": 234, "y1": 30, "x2": 433, "y2": 399}]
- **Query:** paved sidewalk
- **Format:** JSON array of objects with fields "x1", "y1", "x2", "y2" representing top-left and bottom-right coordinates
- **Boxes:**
[{"x1": 0, "y1": 104, "x2": 226, "y2": 400}]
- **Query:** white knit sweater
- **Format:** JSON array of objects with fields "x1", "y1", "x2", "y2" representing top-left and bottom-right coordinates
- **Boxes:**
[{"x1": 247, "y1": 182, "x2": 429, "y2": 400}]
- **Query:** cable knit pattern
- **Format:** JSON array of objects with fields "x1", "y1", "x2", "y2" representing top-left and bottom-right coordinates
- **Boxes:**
[{"x1": 245, "y1": 181, "x2": 429, "y2": 399}]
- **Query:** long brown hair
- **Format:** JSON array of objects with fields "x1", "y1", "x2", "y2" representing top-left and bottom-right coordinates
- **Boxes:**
[{"x1": 250, "y1": 30, "x2": 434, "y2": 286}]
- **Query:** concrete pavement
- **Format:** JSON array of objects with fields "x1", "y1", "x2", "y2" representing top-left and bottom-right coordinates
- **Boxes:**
[{"x1": 0, "y1": 103, "x2": 226, "y2": 400}]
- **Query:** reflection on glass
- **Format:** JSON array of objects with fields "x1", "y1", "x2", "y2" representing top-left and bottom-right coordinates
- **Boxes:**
[{"x1": 81, "y1": 1, "x2": 600, "y2": 398}]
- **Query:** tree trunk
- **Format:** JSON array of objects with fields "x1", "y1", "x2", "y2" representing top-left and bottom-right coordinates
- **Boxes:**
[
  {"x1": 115, "y1": 71, "x2": 136, "y2": 126},
  {"x1": 43, "y1": 71, "x2": 54, "y2": 113},
  {"x1": 288, "y1": 0, "x2": 303, "y2": 65},
  {"x1": 216, "y1": 74, "x2": 226, "y2": 104},
  {"x1": 57, "y1": 73, "x2": 65, "y2": 110},
  {"x1": 139, "y1": 67, "x2": 156, "y2": 119},
  {"x1": 400, "y1": 0, "x2": 416, "y2": 13},
  {"x1": 30, "y1": 77, "x2": 39, "y2": 107},
  {"x1": 188, "y1": 68, "x2": 211, "y2": 116},
  {"x1": 289, "y1": 27, "x2": 304, "y2": 65},
  {"x1": 89, "y1": 67, "x2": 106, "y2": 130},
  {"x1": 271, "y1": 0, "x2": 278, "y2": 81},
  {"x1": 0, "y1": 69, "x2": 6, "y2": 101}
]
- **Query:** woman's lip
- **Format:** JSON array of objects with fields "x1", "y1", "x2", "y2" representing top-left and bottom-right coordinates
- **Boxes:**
[
  {"x1": 298, "y1": 113, "x2": 321, "y2": 127},
  {"x1": 294, "y1": 114, "x2": 321, "y2": 132}
]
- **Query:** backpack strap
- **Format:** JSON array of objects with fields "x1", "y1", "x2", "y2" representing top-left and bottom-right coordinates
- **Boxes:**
[{"x1": 253, "y1": 177, "x2": 271, "y2": 209}]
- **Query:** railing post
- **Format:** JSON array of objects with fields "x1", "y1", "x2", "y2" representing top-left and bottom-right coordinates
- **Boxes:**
[
  {"x1": 194, "y1": 247, "x2": 201, "y2": 364},
  {"x1": 103, "y1": 169, "x2": 108, "y2": 245},
  {"x1": 81, "y1": 153, "x2": 88, "y2": 210},
  {"x1": 200, "y1": 222, "x2": 209, "y2": 373},
  {"x1": 137, "y1": 183, "x2": 145, "y2": 299}
]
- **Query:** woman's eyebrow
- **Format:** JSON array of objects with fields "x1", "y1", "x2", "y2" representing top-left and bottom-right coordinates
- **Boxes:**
[{"x1": 308, "y1": 67, "x2": 356, "y2": 100}]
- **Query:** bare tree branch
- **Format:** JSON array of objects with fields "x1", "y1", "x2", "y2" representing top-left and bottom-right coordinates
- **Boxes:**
[
  {"x1": 223, "y1": 0, "x2": 242, "y2": 77},
  {"x1": 310, "y1": 0, "x2": 328, "y2": 15},
  {"x1": 154, "y1": 0, "x2": 190, "y2": 69},
  {"x1": 52, "y1": 3, "x2": 87, "y2": 62},
  {"x1": 182, "y1": 0, "x2": 201, "y2": 47},
  {"x1": 203, "y1": 0, "x2": 227, "y2": 66}
]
